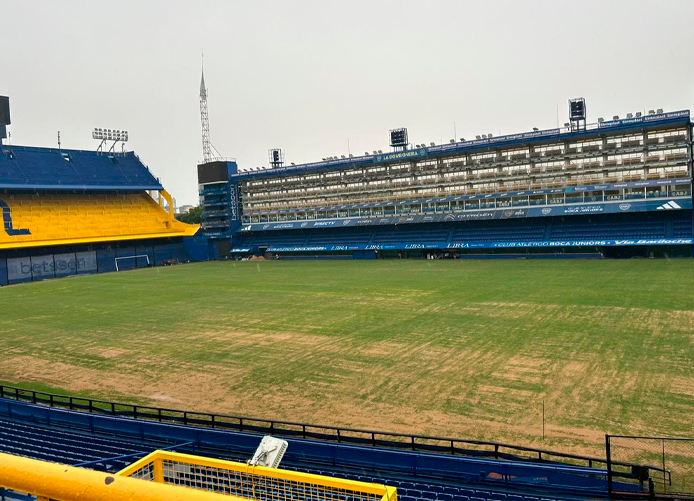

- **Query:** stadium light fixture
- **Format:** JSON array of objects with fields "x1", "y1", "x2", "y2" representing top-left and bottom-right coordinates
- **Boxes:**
[
  {"x1": 564, "y1": 122, "x2": 570, "y2": 127},
  {"x1": 481, "y1": 134, "x2": 487, "y2": 139},
  {"x1": 635, "y1": 112, "x2": 642, "y2": 118},
  {"x1": 92, "y1": 128, "x2": 128, "y2": 142},
  {"x1": 475, "y1": 135, "x2": 481, "y2": 140},
  {"x1": 373, "y1": 150, "x2": 377, "y2": 154},
  {"x1": 532, "y1": 128, "x2": 538, "y2": 131},
  {"x1": 378, "y1": 150, "x2": 383, "y2": 154},
  {"x1": 657, "y1": 108, "x2": 663, "y2": 113},
  {"x1": 449, "y1": 139, "x2": 455, "y2": 143},
  {"x1": 598, "y1": 117, "x2": 604, "y2": 123},
  {"x1": 612, "y1": 116, "x2": 619, "y2": 120},
  {"x1": 365, "y1": 152, "x2": 369, "y2": 155},
  {"x1": 648, "y1": 110, "x2": 655, "y2": 115},
  {"x1": 93, "y1": 127, "x2": 128, "y2": 155},
  {"x1": 429, "y1": 142, "x2": 435, "y2": 147},
  {"x1": 626, "y1": 113, "x2": 633, "y2": 119}
]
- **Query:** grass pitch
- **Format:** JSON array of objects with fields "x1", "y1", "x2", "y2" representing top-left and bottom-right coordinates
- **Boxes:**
[{"x1": 1, "y1": 259, "x2": 693, "y2": 456}]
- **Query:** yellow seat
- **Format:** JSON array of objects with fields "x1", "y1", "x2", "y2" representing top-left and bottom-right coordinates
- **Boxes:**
[{"x1": 0, "y1": 192, "x2": 198, "y2": 250}]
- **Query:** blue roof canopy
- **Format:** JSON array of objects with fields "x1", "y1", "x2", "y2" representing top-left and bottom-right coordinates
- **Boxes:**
[{"x1": 0, "y1": 145, "x2": 163, "y2": 190}]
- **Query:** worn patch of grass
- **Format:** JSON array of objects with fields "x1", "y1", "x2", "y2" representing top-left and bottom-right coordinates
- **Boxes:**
[{"x1": 0, "y1": 259, "x2": 692, "y2": 456}]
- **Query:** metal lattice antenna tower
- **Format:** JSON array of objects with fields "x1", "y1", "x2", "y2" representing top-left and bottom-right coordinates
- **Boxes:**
[{"x1": 199, "y1": 52, "x2": 212, "y2": 163}]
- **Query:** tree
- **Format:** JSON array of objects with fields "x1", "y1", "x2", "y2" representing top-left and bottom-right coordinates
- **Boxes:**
[{"x1": 176, "y1": 206, "x2": 203, "y2": 224}]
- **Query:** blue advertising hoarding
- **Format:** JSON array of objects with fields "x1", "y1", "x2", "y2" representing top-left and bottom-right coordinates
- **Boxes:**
[
  {"x1": 238, "y1": 198, "x2": 692, "y2": 233},
  {"x1": 258, "y1": 238, "x2": 693, "y2": 254},
  {"x1": 246, "y1": 178, "x2": 690, "y2": 217}
]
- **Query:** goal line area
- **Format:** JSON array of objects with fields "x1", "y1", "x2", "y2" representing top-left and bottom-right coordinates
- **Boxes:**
[{"x1": 114, "y1": 254, "x2": 150, "y2": 271}]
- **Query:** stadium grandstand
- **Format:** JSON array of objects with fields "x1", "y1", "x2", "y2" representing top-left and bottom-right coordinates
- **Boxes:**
[
  {"x1": 0, "y1": 386, "x2": 682, "y2": 500},
  {"x1": 0, "y1": 95, "x2": 206, "y2": 286},
  {"x1": 197, "y1": 103, "x2": 693, "y2": 259}
]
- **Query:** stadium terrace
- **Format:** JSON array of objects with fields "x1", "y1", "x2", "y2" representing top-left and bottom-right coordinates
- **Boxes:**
[
  {"x1": 197, "y1": 107, "x2": 693, "y2": 259},
  {"x1": 0, "y1": 95, "x2": 206, "y2": 286}
]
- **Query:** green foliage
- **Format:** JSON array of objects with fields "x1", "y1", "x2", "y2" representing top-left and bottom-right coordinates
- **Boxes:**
[{"x1": 176, "y1": 206, "x2": 203, "y2": 224}]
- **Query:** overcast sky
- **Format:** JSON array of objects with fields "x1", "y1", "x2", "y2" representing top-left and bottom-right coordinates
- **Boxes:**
[{"x1": 2, "y1": 0, "x2": 693, "y2": 205}]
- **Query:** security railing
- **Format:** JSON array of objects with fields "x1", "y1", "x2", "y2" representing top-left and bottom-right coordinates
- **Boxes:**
[
  {"x1": 607, "y1": 435, "x2": 694, "y2": 498},
  {"x1": 0, "y1": 452, "x2": 233, "y2": 501},
  {"x1": 0, "y1": 384, "x2": 618, "y2": 469},
  {"x1": 118, "y1": 450, "x2": 397, "y2": 501}
]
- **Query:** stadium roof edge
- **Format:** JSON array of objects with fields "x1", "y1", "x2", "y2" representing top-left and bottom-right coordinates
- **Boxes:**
[
  {"x1": 1, "y1": 144, "x2": 137, "y2": 156},
  {"x1": 0, "y1": 143, "x2": 164, "y2": 191},
  {"x1": 231, "y1": 109, "x2": 691, "y2": 181},
  {"x1": 0, "y1": 183, "x2": 163, "y2": 190}
]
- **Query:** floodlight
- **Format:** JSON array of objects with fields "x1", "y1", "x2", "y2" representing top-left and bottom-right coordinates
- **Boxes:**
[
  {"x1": 488, "y1": 133, "x2": 493, "y2": 138},
  {"x1": 373, "y1": 150, "x2": 378, "y2": 154},
  {"x1": 429, "y1": 142, "x2": 435, "y2": 146},
  {"x1": 322, "y1": 158, "x2": 326, "y2": 161},
  {"x1": 449, "y1": 139, "x2": 455, "y2": 143},
  {"x1": 378, "y1": 150, "x2": 383, "y2": 154},
  {"x1": 341, "y1": 155, "x2": 346, "y2": 159},
  {"x1": 532, "y1": 128, "x2": 538, "y2": 131},
  {"x1": 648, "y1": 110, "x2": 655, "y2": 115},
  {"x1": 635, "y1": 112, "x2": 642, "y2": 117},
  {"x1": 475, "y1": 135, "x2": 481, "y2": 140},
  {"x1": 482, "y1": 134, "x2": 487, "y2": 139},
  {"x1": 564, "y1": 122, "x2": 570, "y2": 127},
  {"x1": 365, "y1": 152, "x2": 369, "y2": 155},
  {"x1": 459, "y1": 137, "x2": 465, "y2": 141},
  {"x1": 598, "y1": 117, "x2": 604, "y2": 123},
  {"x1": 657, "y1": 108, "x2": 663, "y2": 113},
  {"x1": 626, "y1": 113, "x2": 633, "y2": 119},
  {"x1": 613, "y1": 116, "x2": 619, "y2": 120},
  {"x1": 291, "y1": 162, "x2": 295, "y2": 165}
]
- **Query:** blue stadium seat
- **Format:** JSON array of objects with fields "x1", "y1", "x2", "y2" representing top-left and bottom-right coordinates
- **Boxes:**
[{"x1": 0, "y1": 146, "x2": 162, "y2": 190}]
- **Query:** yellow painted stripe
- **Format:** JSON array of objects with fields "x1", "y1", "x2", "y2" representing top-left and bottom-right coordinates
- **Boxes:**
[
  {"x1": 0, "y1": 225, "x2": 200, "y2": 250},
  {"x1": 119, "y1": 450, "x2": 395, "y2": 500},
  {"x1": 0, "y1": 452, "x2": 240, "y2": 501}
]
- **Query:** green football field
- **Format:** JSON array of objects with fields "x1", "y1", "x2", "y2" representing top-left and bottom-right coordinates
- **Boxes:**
[{"x1": 1, "y1": 259, "x2": 692, "y2": 457}]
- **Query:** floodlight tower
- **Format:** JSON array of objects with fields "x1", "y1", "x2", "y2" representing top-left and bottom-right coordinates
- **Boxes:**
[
  {"x1": 200, "y1": 54, "x2": 213, "y2": 163},
  {"x1": 92, "y1": 128, "x2": 128, "y2": 155}
]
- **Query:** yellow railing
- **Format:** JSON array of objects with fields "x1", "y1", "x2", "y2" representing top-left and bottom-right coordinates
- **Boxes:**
[
  {"x1": 118, "y1": 450, "x2": 398, "y2": 501},
  {"x1": 0, "y1": 452, "x2": 234, "y2": 501}
]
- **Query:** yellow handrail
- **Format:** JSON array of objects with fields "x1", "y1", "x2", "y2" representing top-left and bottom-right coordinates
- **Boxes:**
[
  {"x1": 0, "y1": 452, "x2": 236, "y2": 501},
  {"x1": 119, "y1": 450, "x2": 398, "y2": 501}
]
